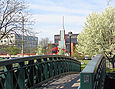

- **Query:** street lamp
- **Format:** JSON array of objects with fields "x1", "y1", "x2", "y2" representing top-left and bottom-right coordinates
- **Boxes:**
[
  {"x1": 68, "y1": 31, "x2": 72, "y2": 57},
  {"x1": 19, "y1": 12, "x2": 24, "y2": 57}
]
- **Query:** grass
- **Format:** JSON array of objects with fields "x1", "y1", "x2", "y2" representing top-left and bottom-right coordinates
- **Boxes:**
[
  {"x1": 0, "y1": 58, "x2": 5, "y2": 61},
  {"x1": 0, "y1": 58, "x2": 5, "y2": 70},
  {"x1": 79, "y1": 60, "x2": 91, "y2": 71},
  {"x1": 106, "y1": 67, "x2": 115, "y2": 73},
  {"x1": 106, "y1": 60, "x2": 115, "y2": 73},
  {"x1": 79, "y1": 60, "x2": 115, "y2": 72}
]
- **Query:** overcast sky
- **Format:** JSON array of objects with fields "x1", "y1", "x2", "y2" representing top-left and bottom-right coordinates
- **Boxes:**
[{"x1": 26, "y1": 0, "x2": 115, "y2": 42}]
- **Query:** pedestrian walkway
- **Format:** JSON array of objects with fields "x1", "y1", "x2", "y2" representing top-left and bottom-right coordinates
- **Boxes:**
[{"x1": 36, "y1": 74, "x2": 80, "y2": 89}]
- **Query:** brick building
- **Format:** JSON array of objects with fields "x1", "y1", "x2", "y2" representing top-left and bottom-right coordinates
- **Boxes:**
[{"x1": 54, "y1": 30, "x2": 78, "y2": 53}]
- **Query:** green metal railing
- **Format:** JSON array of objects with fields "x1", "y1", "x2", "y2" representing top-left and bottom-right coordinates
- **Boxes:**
[
  {"x1": 80, "y1": 54, "x2": 106, "y2": 89},
  {"x1": 0, "y1": 55, "x2": 81, "y2": 89}
]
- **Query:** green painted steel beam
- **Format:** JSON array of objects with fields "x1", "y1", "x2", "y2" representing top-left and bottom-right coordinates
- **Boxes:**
[
  {"x1": 0, "y1": 55, "x2": 81, "y2": 89},
  {"x1": 80, "y1": 54, "x2": 106, "y2": 89}
]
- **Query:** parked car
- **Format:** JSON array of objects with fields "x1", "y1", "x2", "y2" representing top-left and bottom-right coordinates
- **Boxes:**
[{"x1": 84, "y1": 56, "x2": 91, "y2": 60}]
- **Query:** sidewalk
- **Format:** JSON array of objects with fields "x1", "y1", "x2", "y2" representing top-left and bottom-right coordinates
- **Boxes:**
[{"x1": 36, "y1": 74, "x2": 80, "y2": 89}]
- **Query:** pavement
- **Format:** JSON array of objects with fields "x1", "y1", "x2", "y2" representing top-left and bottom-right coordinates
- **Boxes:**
[{"x1": 36, "y1": 74, "x2": 80, "y2": 89}]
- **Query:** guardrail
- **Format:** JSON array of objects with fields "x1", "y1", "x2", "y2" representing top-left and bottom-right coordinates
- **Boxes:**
[
  {"x1": 0, "y1": 55, "x2": 81, "y2": 89},
  {"x1": 80, "y1": 54, "x2": 106, "y2": 89}
]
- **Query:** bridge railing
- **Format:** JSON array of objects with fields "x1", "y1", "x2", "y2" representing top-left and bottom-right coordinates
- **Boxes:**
[
  {"x1": 80, "y1": 54, "x2": 106, "y2": 89},
  {"x1": 0, "y1": 55, "x2": 81, "y2": 89}
]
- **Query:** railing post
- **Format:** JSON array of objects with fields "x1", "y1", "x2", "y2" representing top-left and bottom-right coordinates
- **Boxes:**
[
  {"x1": 0, "y1": 55, "x2": 81, "y2": 89},
  {"x1": 41, "y1": 58, "x2": 45, "y2": 81},
  {"x1": 44, "y1": 58, "x2": 48, "y2": 80},
  {"x1": 80, "y1": 54, "x2": 106, "y2": 89},
  {"x1": 62, "y1": 58, "x2": 65, "y2": 73},
  {"x1": 37, "y1": 59, "x2": 42, "y2": 82},
  {"x1": 49, "y1": 58, "x2": 53, "y2": 77},
  {"x1": 4, "y1": 65, "x2": 13, "y2": 89},
  {"x1": 29, "y1": 60, "x2": 34, "y2": 86},
  {"x1": 54, "y1": 57, "x2": 58, "y2": 76},
  {"x1": 18, "y1": 62, "x2": 25, "y2": 89},
  {"x1": 80, "y1": 73, "x2": 93, "y2": 89}
]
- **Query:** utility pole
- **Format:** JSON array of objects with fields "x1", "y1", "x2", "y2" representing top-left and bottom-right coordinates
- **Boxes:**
[
  {"x1": 107, "y1": 0, "x2": 111, "y2": 6},
  {"x1": 68, "y1": 32, "x2": 72, "y2": 57},
  {"x1": 22, "y1": 16, "x2": 24, "y2": 57},
  {"x1": 63, "y1": 16, "x2": 64, "y2": 29},
  {"x1": 19, "y1": 12, "x2": 24, "y2": 57}
]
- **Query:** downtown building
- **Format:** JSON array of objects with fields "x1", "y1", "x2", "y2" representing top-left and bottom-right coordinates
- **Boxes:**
[
  {"x1": 53, "y1": 26, "x2": 79, "y2": 54},
  {"x1": 48, "y1": 16, "x2": 79, "y2": 55},
  {"x1": 0, "y1": 33, "x2": 38, "y2": 53}
]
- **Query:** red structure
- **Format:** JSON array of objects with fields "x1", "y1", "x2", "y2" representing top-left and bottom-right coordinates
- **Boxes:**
[{"x1": 52, "y1": 47, "x2": 59, "y2": 54}]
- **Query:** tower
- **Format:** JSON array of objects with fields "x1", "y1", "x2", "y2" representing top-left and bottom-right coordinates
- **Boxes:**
[{"x1": 58, "y1": 16, "x2": 66, "y2": 50}]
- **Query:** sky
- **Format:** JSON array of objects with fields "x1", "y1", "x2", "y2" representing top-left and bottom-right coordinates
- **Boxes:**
[{"x1": 26, "y1": 0, "x2": 115, "y2": 42}]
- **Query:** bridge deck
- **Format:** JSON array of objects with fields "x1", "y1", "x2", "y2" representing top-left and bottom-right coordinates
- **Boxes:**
[{"x1": 36, "y1": 74, "x2": 80, "y2": 89}]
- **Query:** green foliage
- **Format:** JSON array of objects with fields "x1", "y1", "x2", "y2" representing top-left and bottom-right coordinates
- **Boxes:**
[
  {"x1": 106, "y1": 60, "x2": 115, "y2": 73},
  {"x1": 79, "y1": 60, "x2": 90, "y2": 71},
  {"x1": 7, "y1": 46, "x2": 20, "y2": 55},
  {"x1": 72, "y1": 44, "x2": 85, "y2": 60},
  {"x1": 0, "y1": 58, "x2": 4, "y2": 60},
  {"x1": 39, "y1": 38, "x2": 51, "y2": 48},
  {"x1": 0, "y1": 46, "x2": 8, "y2": 53},
  {"x1": 37, "y1": 38, "x2": 51, "y2": 55},
  {"x1": 78, "y1": 6, "x2": 115, "y2": 57},
  {"x1": 36, "y1": 45, "x2": 46, "y2": 55},
  {"x1": 58, "y1": 48, "x2": 65, "y2": 55}
]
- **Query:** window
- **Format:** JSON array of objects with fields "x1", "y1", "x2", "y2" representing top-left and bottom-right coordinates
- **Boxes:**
[
  {"x1": 35, "y1": 38, "x2": 38, "y2": 40},
  {"x1": 55, "y1": 36, "x2": 59, "y2": 39},
  {"x1": 4, "y1": 40, "x2": 6, "y2": 42},
  {"x1": 11, "y1": 36, "x2": 13, "y2": 38}
]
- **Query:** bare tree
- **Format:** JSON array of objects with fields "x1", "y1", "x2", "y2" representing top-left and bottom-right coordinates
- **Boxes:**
[
  {"x1": 0, "y1": 0, "x2": 26, "y2": 40},
  {"x1": 39, "y1": 38, "x2": 52, "y2": 48}
]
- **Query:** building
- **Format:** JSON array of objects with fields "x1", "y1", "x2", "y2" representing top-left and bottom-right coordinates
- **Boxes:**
[
  {"x1": 54, "y1": 31, "x2": 78, "y2": 53},
  {"x1": 58, "y1": 28, "x2": 66, "y2": 50},
  {"x1": 47, "y1": 16, "x2": 79, "y2": 55},
  {"x1": 0, "y1": 33, "x2": 38, "y2": 53},
  {"x1": 47, "y1": 43, "x2": 58, "y2": 54},
  {"x1": 54, "y1": 34, "x2": 78, "y2": 44},
  {"x1": 53, "y1": 16, "x2": 79, "y2": 54}
]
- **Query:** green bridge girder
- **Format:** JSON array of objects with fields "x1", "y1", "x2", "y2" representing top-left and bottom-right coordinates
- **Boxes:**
[
  {"x1": 80, "y1": 54, "x2": 106, "y2": 89},
  {"x1": 0, "y1": 55, "x2": 81, "y2": 89}
]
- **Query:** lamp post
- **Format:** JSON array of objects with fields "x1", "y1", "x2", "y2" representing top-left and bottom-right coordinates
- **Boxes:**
[
  {"x1": 68, "y1": 32, "x2": 72, "y2": 57},
  {"x1": 19, "y1": 12, "x2": 24, "y2": 57}
]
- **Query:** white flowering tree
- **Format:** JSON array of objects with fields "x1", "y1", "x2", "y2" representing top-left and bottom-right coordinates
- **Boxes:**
[
  {"x1": 36, "y1": 45, "x2": 45, "y2": 55},
  {"x1": 78, "y1": 6, "x2": 115, "y2": 57}
]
